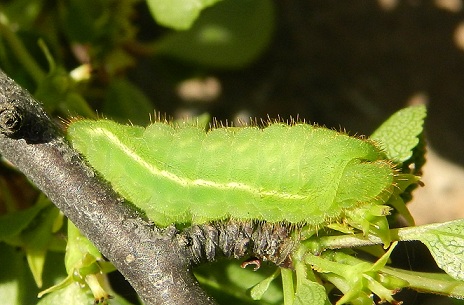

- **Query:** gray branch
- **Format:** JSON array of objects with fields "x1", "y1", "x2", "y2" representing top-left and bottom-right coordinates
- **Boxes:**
[{"x1": 0, "y1": 69, "x2": 215, "y2": 305}]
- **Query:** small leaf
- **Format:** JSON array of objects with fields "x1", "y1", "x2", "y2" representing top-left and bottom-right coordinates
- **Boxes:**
[
  {"x1": 37, "y1": 280, "x2": 95, "y2": 305},
  {"x1": 39, "y1": 221, "x2": 116, "y2": 302},
  {"x1": 146, "y1": 0, "x2": 222, "y2": 30},
  {"x1": 194, "y1": 261, "x2": 283, "y2": 304},
  {"x1": 156, "y1": 0, "x2": 275, "y2": 69},
  {"x1": 174, "y1": 113, "x2": 211, "y2": 129},
  {"x1": 250, "y1": 268, "x2": 281, "y2": 300},
  {"x1": 21, "y1": 205, "x2": 61, "y2": 251},
  {"x1": 60, "y1": 92, "x2": 96, "y2": 118},
  {"x1": 415, "y1": 219, "x2": 464, "y2": 281},
  {"x1": 65, "y1": 221, "x2": 103, "y2": 272},
  {"x1": 0, "y1": 200, "x2": 48, "y2": 241},
  {"x1": 34, "y1": 64, "x2": 95, "y2": 117},
  {"x1": 34, "y1": 66, "x2": 72, "y2": 112},
  {"x1": 0, "y1": 243, "x2": 40, "y2": 305},
  {"x1": 26, "y1": 249, "x2": 47, "y2": 288},
  {"x1": 103, "y1": 78, "x2": 153, "y2": 126},
  {"x1": 39, "y1": 282, "x2": 136, "y2": 305},
  {"x1": 294, "y1": 278, "x2": 329, "y2": 305},
  {"x1": 22, "y1": 205, "x2": 61, "y2": 288},
  {"x1": 370, "y1": 104, "x2": 426, "y2": 164}
]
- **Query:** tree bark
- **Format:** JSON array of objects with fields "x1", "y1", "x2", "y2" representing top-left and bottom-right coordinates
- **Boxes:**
[{"x1": 0, "y1": 69, "x2": 215, "y2": 305}]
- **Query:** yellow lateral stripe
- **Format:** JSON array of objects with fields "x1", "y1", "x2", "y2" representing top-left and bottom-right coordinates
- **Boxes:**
[{"x1": 93, "y1": 127, "x2": 309, "y2": 201}]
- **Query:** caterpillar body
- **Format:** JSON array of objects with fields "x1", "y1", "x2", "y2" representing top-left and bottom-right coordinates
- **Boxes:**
[{"x1": 67, "y1": 114, "x2": 421, "y2": 229}]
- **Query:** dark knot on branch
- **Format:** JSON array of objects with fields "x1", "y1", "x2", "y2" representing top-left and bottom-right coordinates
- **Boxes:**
[{"x1": 0, "y1": 103, "x2": 23, "y2": 136}]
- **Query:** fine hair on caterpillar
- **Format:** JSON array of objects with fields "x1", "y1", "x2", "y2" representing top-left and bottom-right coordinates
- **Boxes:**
[
  {"x1": 64, "y1": 105, "x2": 427, "y2": 305},
  {"x1": 67, "y1": 120, "x2": 413, "y2": 227},
  {"x1": 67, "y1": 105, "x2": 425, "y2": 252},
  {"x1": 179, "y1": 220, "x2": 297, "y2": 267}
]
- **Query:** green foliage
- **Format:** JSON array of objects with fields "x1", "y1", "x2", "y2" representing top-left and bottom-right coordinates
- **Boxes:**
[
  {"x1": 65, "y1": 105, "x2": 464, "y2": 305},
  {"x1": 1, "y1": 1, "x2": 464, "y2": 305}
]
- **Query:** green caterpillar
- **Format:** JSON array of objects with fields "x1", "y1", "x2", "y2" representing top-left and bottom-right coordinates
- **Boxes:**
[{"x1": 67, "y1": 107, "x2": 423, "y2": 231}]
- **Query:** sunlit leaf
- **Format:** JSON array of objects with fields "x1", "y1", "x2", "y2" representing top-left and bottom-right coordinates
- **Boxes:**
[
  {"x1": 0, "y1": 243, "x2": 39, "y2": 305},
  {"x1": 250, "y1": 268, "x2": 281, "y2": 300},
  {"x1": 294, "y1": 278, "x2": 329, "y2": 305},
  {"x1": 156, "y1": 0, "x2": 275, "y2": 68},
  {"x1": 370, "y1": 104, "x2": 426, "y2": 164},
  {"x1": 146, "y1": 0, "x2": 222, "y2": 30},
  {"x1": 415, "y1": 219, "x2": 464, "y2": 281}
]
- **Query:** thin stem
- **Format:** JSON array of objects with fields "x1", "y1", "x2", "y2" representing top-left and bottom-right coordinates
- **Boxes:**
[
  {"x1": 281, "y1": 267, "x2": 294, "y2": 305},
  {"x1": 382, "y1": 267, "x2": 464, "y2": 299},
  {"x1": 314, "y1": 221, "x2": 457, "y2": 250}
]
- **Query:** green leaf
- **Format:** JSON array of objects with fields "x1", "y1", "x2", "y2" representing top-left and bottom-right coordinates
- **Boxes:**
[
  {"x1": 250, "y1": 268, "x2": 281, "y2": 300},
  {"x1": 26, "y1": 248, "x2": 47, "y2": 288},
  {"x1": 146, "y1": 0, "x2": 222, "y2": 30},
  {"x1": 0, "y1": 242, "x2": 67, "y2": 305},
  {"x1": 0, "y1": 200, "x2": 48, "y2": 241},
  {"x1": 60, "y1": 92, "x2": 96, "y2": 118},
  {"x1": 414, "y1": 219, "x2": 464, "y2": 281},
  {"x1": 370, "y1": 104, "x2": 426, "y2": 164},
  {"x1": 156, "y1": 0, "x2": 275, "y2": 68},
  {"x1": 294, "y1": 278, "x2": 329, "y2": 305},
  {"x1": 38, "y1": 281, "x2": 135, "y2": 305},
  {"x1": 1, "y1": 0, "x2": 46, "y2": 30},
  {"x1": 194, "y1": 261, "x2": 283, "y2": 304},
  {"x1": 22, "y1": 205, "x2": 61, "y2": 288},
  {"x1": 302, "y1": 245, "x2": 401, "y2": 305},
  {"x1": 103, "y1": 78, "x2": 154, "y2": 126},
  {"x1": 39, "y1": 220, "x2": 114, "y2": 301},
  {"x1": 65, "y1": 220, "x2": 103, "y2": 274},
  {"x1": 34, "y1": 66, "x2": 72, "y2": 111},
  {"x1": 0, "y1": 242, "x2": 39, "y2": 305},
  {"x1": 60, "y1": 0, "x2": 104, "y2": 43},
  {"x1": 20, "y1": 204, "x2": 61, "y2": 250},
  {"x1": 37, "y1": 280, "x2": 95, "y2": 305}
]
